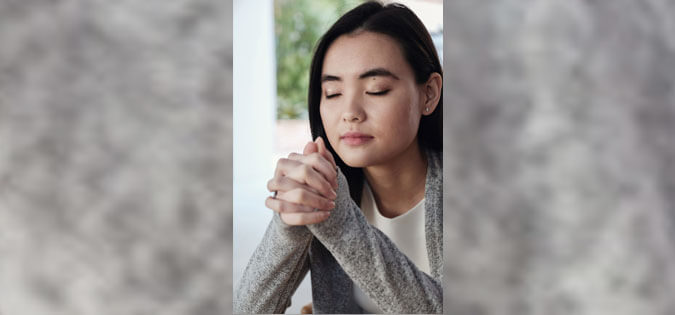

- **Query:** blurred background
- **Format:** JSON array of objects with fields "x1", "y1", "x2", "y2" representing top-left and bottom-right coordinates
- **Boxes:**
[
  {"x1": 2, "y1": 0, "x2": 675, "y2": 314},
  {"x1": 233, "y1": 0, "x2": 441, "y2": 313},
  {"x1": 443, "y1": 1, "x2": 675, "y2": 315},
  {"x1": 0, "y1": 1, "x2": 232, "y2": 314}
]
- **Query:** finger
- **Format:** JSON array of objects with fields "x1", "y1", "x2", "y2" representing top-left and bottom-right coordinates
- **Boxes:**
[
  {"x1": 315, "y1": 137, "x2": 338, "y2": 189},
  {"x1": 267, "y1": 176, "x2": 320, "y2": 195},
  {"x1": 316, "y1": 137, "x2": 337, "y2": 168},
  {"x1": 274, "y1": 157, "x2": 305, "y2": 180},
  {"x1": 286, "y1": 163, "x2": 336, "y2": 200},
  {"x1": 277, "y1": 187, "x2": 335, "y2": 210},
  {"x1": 303, "y1": 141, "x2": 318, "y2": 156},
  {"x1": 275, "y1": 157, "x2": 302, "y2": 178},
  {"x1": 275, "y1": 157, "x2": 335, "y2": 199},
  {"x1": 280, "y1": 211, "x2": 331, "y2": 226},
  {"x1": 287, "y1": 152, "x2": 336, "y2": 192},
  {"x1": 265, "y1": 196, "x2": 316, "y2": 213}
]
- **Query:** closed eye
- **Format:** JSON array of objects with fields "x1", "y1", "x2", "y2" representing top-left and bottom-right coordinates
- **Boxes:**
[
  {"x1": 326, "y1": 93, "x2": 341, "y2": 99},
  {"x1": 366, "y1": 89, "x2": 390, "y2": 96}
]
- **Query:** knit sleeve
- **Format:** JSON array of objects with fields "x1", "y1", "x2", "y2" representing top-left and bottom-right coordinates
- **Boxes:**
[
  {"x1": 234, "y1": 213, "x2": 313, "y2": 314},
  {"x1": 306, "y1": 169, "x2": 443, "y2": 314}
]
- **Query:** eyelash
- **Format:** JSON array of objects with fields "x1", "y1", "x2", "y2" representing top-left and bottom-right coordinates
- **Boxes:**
[
  {"x1": 367, "y1": 89, "x2": 390, "y2": 96},
  {"x1": 325, "y1": 89, "x2": 390, "y2": 99}
]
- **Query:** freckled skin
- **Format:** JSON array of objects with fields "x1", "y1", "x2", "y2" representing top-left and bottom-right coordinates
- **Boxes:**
[{"x1": 320, "y1": 31, "x2": 426, "y2": 168}]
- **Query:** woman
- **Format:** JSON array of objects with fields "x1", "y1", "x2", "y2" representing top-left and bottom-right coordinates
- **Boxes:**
[{"x1": 235, "y1": 1, "x2": 442, "y2": 313}]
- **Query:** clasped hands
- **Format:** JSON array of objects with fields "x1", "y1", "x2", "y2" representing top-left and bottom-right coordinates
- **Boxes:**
[{"x1": 265, "y1": 137, "x2": 339, "y2": 225}]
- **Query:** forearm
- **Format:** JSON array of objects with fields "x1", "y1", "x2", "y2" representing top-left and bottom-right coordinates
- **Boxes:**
[
  {"x1": 307, "y1": 171, "x2": 442, "y2": 313},
  {"x1": 234, "y1": 213, "x2": 313, "y2": 314}
]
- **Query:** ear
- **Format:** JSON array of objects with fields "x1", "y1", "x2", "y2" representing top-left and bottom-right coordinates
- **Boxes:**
[{"x1": 420, "y1": 72, "x2": 442, "y2": 116}]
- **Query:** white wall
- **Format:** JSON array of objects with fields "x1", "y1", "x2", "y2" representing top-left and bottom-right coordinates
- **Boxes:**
[{"x1": 232, "y1": 0, "x2": 276, "y2": 296}]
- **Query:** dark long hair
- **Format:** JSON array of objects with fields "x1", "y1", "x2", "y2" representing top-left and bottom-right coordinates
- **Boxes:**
[{"x1": 308, "y1": 1, "x2": 442, "y2": 204}]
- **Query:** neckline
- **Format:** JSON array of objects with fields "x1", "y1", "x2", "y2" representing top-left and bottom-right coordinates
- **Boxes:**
[{"x1": 363, "y1": 181, "x2": 425, "y2": 220}]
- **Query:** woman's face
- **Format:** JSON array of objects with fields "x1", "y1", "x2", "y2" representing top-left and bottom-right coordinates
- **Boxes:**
[{"x1": 320, "y1": 31, "x2": 426, "y2": 168}]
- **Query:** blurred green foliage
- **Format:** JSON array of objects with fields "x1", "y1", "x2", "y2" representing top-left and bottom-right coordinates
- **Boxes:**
[{"x1": 275, "y1": 0, "x2": 363, "y2": 119}]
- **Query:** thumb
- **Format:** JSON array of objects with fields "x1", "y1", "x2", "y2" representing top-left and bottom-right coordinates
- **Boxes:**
[
  {"x1": 303, "y1": 140, "x2": 318, "y2": 155},
  {"x1": 316, "y1": 136, "x2": 337, "y2": 167},
  {"x1": 315, "y1": 137, "x2": 338, "y2": 190}
]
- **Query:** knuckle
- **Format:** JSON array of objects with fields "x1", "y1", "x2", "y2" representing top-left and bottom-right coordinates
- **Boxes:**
[
  {"x1": 284, "y1": 189, "x2": 299, "y2": 202},
  {"x1": 297, "y1": 189, "x2": 309, "y2": 201},
  {"x1": 278, "y1": 201, "x2": 288, "y2": 212},
  {"x1": 267, "y1": 178, "x2": 276, "y2": 190},
  {"x1": 294, "y1": 189, "x2": 311, "y2": 206},
  {"x1": 301, "y1": 164, "x2": 312, "y2": 176},
  {"x1": 321, "y1": 199, "x2": 331, "y2": 210},
  {"x1": 322, "y1": 183, "x2": 332, "y2": 195},
  {"x1": 313, "y1": 212, "x2": 329, "y2": 223},
  {"x1": 288, "y1": 177, "x2": 302, "y2": 189},
  {"x1": 316, "y1": 154, "x2": 329, "y2": 166},
  {"x1": 265, "y1": 197, "x2": 276, "y2": 211}
]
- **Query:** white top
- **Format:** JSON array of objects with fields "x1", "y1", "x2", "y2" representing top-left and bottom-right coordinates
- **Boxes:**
[{"x1": 353, "y1": 181, "x2": 430, "y2": 313}]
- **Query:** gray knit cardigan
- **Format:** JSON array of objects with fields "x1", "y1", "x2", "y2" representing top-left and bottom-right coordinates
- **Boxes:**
[{"x1": 234, "y1": 149, "x2": 443, "y2": 314}]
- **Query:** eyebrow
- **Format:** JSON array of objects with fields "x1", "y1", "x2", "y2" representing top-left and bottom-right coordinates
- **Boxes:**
[{"x1": 321, "y1": 67, "x2": 400, "y2": 83}]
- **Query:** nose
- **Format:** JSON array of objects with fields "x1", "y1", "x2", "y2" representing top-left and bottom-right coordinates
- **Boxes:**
[{"x1": 341, "y1": 91, "x2": 365, "y2": 123}]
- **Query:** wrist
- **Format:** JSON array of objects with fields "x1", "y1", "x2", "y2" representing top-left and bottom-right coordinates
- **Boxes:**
[{"x1": 272, "y1": 212, "x2": 313, "y2": 239}]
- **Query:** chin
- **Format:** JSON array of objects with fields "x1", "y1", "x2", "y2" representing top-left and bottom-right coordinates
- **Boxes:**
[
  {"x1": 343, "y1": 160, "x2": 368, "y2": 168},
  {"x1": 338, "y1": 153, "x2": 377, "y2": 168}
]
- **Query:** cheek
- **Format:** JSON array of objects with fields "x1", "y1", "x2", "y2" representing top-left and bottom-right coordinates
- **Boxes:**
[
  {"x1": 391, "y1": 111, "x2": 419, "y2": 140},
  {"x1": 377, "y1": 99, "x2": 420, "y2": 138}
]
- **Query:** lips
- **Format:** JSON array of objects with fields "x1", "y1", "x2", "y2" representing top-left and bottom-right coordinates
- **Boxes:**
[{"x1": 340, "y1": 132, "x2": 374, "y2": 146}]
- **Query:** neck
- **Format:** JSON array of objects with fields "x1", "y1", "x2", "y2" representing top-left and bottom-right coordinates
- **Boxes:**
[{"x1": 364, "y1": 139, "x2": 427, "y2": 218}]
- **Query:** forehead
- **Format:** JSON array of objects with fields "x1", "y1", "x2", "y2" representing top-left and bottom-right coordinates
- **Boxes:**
[{"x1": 322, "y1": 31, "x2": 411, "y2": 78}]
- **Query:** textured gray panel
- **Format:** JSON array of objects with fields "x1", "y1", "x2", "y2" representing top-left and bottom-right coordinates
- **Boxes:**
[
  {"x1": 0, "y1": 1, "x2": 232, "y2": 314},
  {"x1": 443, "y1": 1, "x2": 675, "y2": 314}
]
